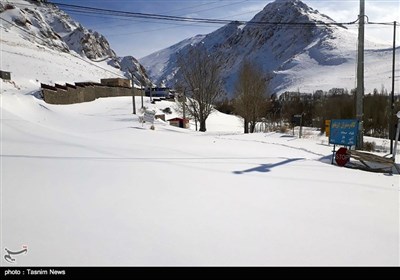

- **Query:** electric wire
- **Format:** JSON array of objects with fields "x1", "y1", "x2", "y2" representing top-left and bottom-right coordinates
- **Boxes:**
[{"x1": 49, "y1": 2, "x2": 363, "y2": 27}]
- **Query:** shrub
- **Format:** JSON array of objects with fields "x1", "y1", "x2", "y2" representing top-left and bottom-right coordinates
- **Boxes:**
[
  {"x1": 162, "y1": 107, "x2": 172, "y2": 114},
  {"x1": 279, "y1": 125, "x2": 288, "y2": 134},
  {"x1": 363, "y1": 141, "x2": 376, "y2": 152}
]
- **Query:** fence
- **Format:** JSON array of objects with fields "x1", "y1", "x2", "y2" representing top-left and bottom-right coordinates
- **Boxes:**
[{"x1": 41, "y1": 82, "x2": 143, "y2": 105}]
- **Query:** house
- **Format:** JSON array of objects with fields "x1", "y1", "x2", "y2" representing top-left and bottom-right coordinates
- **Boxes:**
[{"x1": 168, "y1": 118, "x2": 189, "y2": 128}]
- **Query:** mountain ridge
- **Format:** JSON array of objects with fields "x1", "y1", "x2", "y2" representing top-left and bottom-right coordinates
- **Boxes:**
[{"x1": 140, "y1": 0, "x2": 396, "y2": 95}]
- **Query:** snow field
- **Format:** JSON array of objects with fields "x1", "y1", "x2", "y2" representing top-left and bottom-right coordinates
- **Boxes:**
[{"x1": 1, "y1": 94, "x2": 398, "y2": 266}]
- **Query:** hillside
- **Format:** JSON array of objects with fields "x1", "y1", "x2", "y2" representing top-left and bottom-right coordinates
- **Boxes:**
[
  {"x1": 0, "y1": 0, "x2": 150, "y2": 91},
  {"x1": 140, "y1": 0, "x2": 399, "y2": 95}
]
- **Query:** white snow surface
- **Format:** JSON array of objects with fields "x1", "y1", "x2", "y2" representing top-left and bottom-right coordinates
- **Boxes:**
[
  {"x1": 1, "y1": 92, "x2": 399, "y2": 266},
  {"x1": 0, "y1": 0, "x2": 399, "y2": 267}
]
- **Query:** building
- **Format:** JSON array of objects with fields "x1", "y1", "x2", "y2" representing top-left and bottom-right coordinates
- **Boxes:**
[
  {"x1": 100, "y1": 78, "x2": 131, "y2": 88},
  {"x1": 145, "y1": 87, "x2": 171, "y2": 98},
  {"x1": 168, "y1": 118, "x2": 189, "y2": 128},
  {"x1": 41, "y1": 81, "x2": 141, "y2": 105}
]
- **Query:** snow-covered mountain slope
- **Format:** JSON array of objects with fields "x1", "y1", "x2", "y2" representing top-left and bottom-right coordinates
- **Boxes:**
[
  {"x1": 119, "y1": 56, "x2": 152, "y2": 87},
  {"x1": 140, "y1": 0, "x2": 398, "y2": 95},
  {"x1": 140, "y1": 34, "x2": 205, "y2": 87},
  {"x1": 0, "y1": 29, "x2": 123, "y2": 93},
  {"x1": 0, "y1": 0, "x2": 150, "y2": 90}
]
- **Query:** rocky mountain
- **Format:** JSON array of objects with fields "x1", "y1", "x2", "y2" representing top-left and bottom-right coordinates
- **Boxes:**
[
  {"x1": 0, "y1": 0, "x2": 150, "y2": 87},
  {"x1": 119, "y1": 56, "x2": 151, "y2": 87},
  {"x1": 140, "y1": 0, "x2": 396, "y2": 95},
  {"x1": 140, "y1": 34, "x2": 206, "y2": 87}
]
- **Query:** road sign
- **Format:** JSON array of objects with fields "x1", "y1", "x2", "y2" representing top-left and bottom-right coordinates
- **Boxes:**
[
  {"x1": 325, "y1": 120, "x2": 331, "y2": 137},
  {"x1": 335, "y1": 147, "x2": 350, "y2": 166},
  {"x1": 292, "y1": 114, "x2": 302, "y2": 126},
  {"x1": 329, "y1": 119, "x2": 358, "y2": 146},
  {"x1": 143, "y1": 110, "x2": 155, "y2": 124},
  {"x1": 291, "y1": 114, "x2": 303, "y2": 138}
]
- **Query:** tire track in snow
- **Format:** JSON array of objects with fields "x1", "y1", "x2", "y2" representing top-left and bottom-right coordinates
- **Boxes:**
[{"x1": 215, "y1": 135, "x2": 328, "y2": 159}]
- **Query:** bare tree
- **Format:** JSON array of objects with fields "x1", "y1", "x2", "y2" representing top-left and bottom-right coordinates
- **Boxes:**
[
  {"x1": 176, "y1": 46, "x2": 223, "y2": 132},
  {"x1": 234, "y1": 61, "x2": 269, "y2": 133},
  {"x1": 174, "y1": 86, "x2": 200, "y2": 131}
]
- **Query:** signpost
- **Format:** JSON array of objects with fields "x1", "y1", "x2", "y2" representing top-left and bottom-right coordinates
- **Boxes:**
[
  {"x1": 143, "y1": 109, "x2": 156, "y2": 124},
  {"x1": 129, "y1": 71, "x2": 136, "y2": 115},
  {"x1": 325, "y1": 120, "x2": 331, "y2": 137},
  {"x1": 335, "y1": 147, "x2": 350, "y2": 166},
  {"x1": 292, "y1": 114, "x2": 303, "y2": 138},
  {"x1": 329, "y1": 119, "x2": 358, "y2": 146}
]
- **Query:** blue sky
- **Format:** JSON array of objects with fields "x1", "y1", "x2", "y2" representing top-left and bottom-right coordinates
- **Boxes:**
[{"x1": 53, "y1": 0, "x2": 400, "y2": 59}]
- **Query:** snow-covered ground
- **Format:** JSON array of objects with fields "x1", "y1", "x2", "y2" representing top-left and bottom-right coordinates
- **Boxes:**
[
  {"x1": 0, "y1": 29, "x2": 125, "y2": 94},
  {"x1": 1, "y1": 0, "x2": 399, "y2": 267},
  {"x1": 1, "y1": 93, "x2": 399, "y2": 266}
]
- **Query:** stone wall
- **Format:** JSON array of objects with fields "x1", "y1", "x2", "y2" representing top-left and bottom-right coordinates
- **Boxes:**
[{"x1": 42, "y1": 82, "x2": 143, "y2": 105}]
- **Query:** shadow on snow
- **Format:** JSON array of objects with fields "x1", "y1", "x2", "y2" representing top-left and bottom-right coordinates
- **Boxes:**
[{"x1": 233, "y1": 158, "x2": 304, "y2": 174}]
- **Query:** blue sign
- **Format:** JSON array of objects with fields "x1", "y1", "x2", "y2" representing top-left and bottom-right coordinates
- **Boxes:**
[{"x1": 329, "y1": 119, "x2": 359, "y2": 146}]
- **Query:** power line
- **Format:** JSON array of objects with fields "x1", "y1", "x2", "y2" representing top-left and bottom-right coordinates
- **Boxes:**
[
  {"x1": 64, "y1": 9, "x2": 219, "y2": 29},
  {"x1": 72, "y1": 0, "x2": 252, "y2": 36},
  {"x1": 7, "y1": 0, "x2": 395, "y2": 40},
  {"x1": 4, "y1": 1, "x2": 396, "y2": 52},
  {"x1": 47, "y1": 1, "x2": 397, "y2": 43},
  {"x1": 7, "y1": 1, "x2": 397, "y2": 27},
  {"x1": 172, "y1": 0, "x2": 250, "y2": 16},
  {"x1": 162, "y1": 0, "x2": 220, "y2": 15},
  {"x1": 48, "y1": 1, "x2": 363, "y2": 27}
]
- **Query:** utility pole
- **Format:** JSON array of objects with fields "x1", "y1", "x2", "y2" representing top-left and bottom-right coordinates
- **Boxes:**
[
  {"x1": 141, "y1": 85, "x2": 144, "y2": 109},
  {"x1": 394, "y1": 111, "x2": 400, "y2": 160},
  {"x1": 140, "y1": 82, "x2": 147, "y2": 110},
  {"x1": 356, "y1": 0, "x2": 365, "y2": 150},
  {"x1": 182, "y1": 88, "x2": 186, "y2": 120},
  {"x1": 390, "y1": 21, "x2": 397, "y2": 154},
  {"x1": 130, "y1": 71, "x2": 136, "y2": 114},
  {"x1": 149, "y1": 86, "x2": 153, "y2": 102}
]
